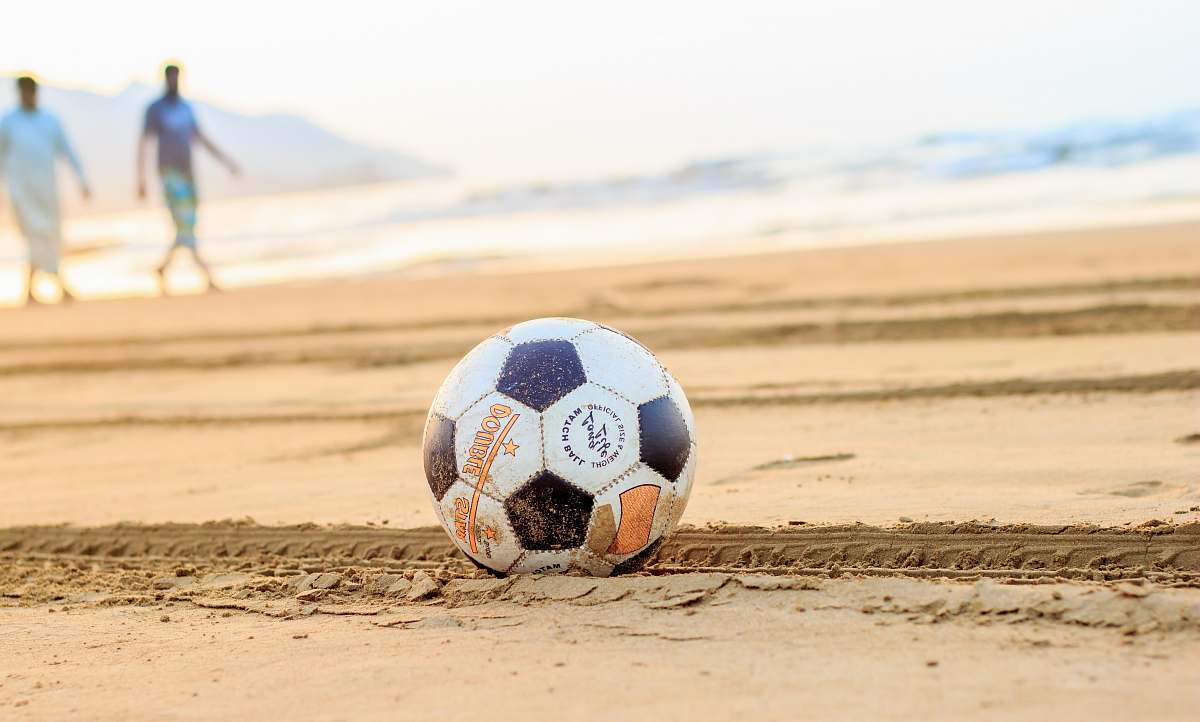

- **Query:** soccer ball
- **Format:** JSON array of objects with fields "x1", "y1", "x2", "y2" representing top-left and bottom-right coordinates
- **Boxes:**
[{"x1": 422, "y1": 317, "x2": 696, "y2": 576}]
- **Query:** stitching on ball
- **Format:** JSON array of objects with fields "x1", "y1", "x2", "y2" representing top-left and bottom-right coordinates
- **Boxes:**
[{"x1": 593, "y1": 460, "x2": 643, "y2": 497}]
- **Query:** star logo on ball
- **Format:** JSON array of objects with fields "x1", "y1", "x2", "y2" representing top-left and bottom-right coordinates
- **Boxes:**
[{"x1": 502, "y1": 438, "x2": 520, "y2": 456}]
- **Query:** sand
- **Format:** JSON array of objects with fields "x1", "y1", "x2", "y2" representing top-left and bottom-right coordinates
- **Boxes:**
[
  {"x1": 3, "y1": 522, "x2": 1199, "y2": 721},
  {"x1": 5, "y1": 578, "x2": 1197, "y2": 722},
  {"x1": 1, "y1": 220, "x2": 1198, "y2": 719}
]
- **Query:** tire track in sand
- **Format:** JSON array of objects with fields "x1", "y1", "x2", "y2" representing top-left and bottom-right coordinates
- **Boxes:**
[
  {"x1": 2, "y1": 521, "x2": 1196, "y2": 582},
  {"x1": 2, "y1": 275, "x2": 1194, "y2": 355},
  {"x1": 0, "y1": 302, "x2": 1195, "y2": 377}
]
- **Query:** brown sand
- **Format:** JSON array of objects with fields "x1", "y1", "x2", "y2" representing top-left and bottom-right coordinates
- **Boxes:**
[
  {"x1": 3, "y1": 521, "x2": 1198, "y2": 720},
  {"x1": 5, "y1": 578, "x2": 1197, "y2": 722},
  {"x1": 1, "y1": 220, "x2": 1199, "y2": 719}
]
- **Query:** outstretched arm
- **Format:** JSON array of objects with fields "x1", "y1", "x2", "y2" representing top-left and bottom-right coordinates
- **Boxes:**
[
  {"x1": 0, "y1": 119, "x2": 10, "y2": 171},
  {"x1": 137, "y1": 130, "x2": 152, "y2": 199},
  {"x1": 138, "y1": 104, "x2": 158, "y2": 199},
  {"x1": 54, "y1": 120, "x2": 91, "y2": 199},
  {"x1": 196, "y1": 129, "x2": 239, "y2": 175}
]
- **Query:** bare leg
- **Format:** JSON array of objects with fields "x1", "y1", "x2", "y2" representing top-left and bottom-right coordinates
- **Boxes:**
[
  {"x1": 189, "y1": 247, "x2": 221, "y2": 293},
  {"x1": 57, "y1": 275, "x2": 76, "y2": 304},
  {"x1": 155, "y1": 246, "x2": 176, "y2": 295},
  {"x1": 21, "y1": 265, "x2": 40, "y2": 306}
]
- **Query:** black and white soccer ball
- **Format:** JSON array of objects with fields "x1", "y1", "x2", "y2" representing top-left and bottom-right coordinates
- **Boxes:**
[{"x1": 422, "y1": 317, "x2": 696, "y2": 576}]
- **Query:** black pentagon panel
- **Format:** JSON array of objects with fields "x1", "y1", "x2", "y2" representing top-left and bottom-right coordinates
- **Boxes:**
[
  {"x1": 504, "y1": 471, "x2": 594, "y2": 551},
  {"x1": 496, "y1": 340, "x2": 586, "y2": 412},
  {"x1": 422, "y1": 414, "x2": 458, "y2": 501},
  {"x1": 637, "y1": 396, "x2": 691, "y2": 482}
]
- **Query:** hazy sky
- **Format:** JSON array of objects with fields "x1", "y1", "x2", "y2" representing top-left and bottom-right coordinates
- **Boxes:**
[{"x1": 5, "y1": 1, "x2": 1198, "y2": 182}]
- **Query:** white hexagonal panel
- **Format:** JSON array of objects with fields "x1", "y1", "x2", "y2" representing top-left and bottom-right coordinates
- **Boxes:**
[
  {"x1": 541, "y1": 383, "x2": 640, "y2": 494},
  {"x1": 455, "y1": 392, "x2": 542, "y2": 499},
  {"x1": 651, "y1": 483, "x2": 679, "y2": 548},
  {"x1": 587, "y1": 464, "x2": 670, "y2": 564},
  {"x1": 668, "y1": 444, "x2": 697, "y2": 529},
  {"x1": 436, "y1": 479, "x2": 523, "y2": 572},
  {"x1": 573, "y1": 327, "x2": 668, "y2": 404},
  {"x1": 570, "y1": 548, "x2": 615, "y2": 577},
  {"x1": 504, "y1": 317, "x2": 596, "y2": 344},
  {"x1": 509, "y1": 549, "x2": 572, "y2": 575},
  {"x1": 429, "y1": 336, "x2": 513, "y2": 420}
]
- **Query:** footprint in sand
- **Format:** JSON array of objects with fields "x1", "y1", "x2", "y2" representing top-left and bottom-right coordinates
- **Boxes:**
[
  {"x1": 1080, "y1": 480, "x2": 1188, "y2": 498},
  {"x1": 713, "y1": 452, "x2": 856, "y2": 486},
  {"x1": 616, "y1": 276, "x2": 722, "y2": 293}
]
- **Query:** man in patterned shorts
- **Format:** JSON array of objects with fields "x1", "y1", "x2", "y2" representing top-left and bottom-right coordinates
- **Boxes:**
[{"x1": 137, "y1": 64, "x2": 239, "y2": 293}]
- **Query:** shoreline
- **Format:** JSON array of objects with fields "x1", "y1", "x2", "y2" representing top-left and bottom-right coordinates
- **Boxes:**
[{"x1": 3, "y1": 196, "x2": 1199, "y2": 307}]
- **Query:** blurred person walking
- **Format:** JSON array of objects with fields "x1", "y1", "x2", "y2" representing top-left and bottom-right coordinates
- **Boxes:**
[
  {"x1": 0, "y1": 76, "x2": 91, "y2": 305},
  {"x1": 137, "y1": 64, "x2": 239, "y2": 294}
]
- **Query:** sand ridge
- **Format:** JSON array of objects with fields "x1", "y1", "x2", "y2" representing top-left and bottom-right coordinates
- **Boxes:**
[
  {"x1": 3, "y1": 521, "x2": 1197, "y2": 586},
  {"x1": 0, "y1": 297, "x2": 1194, "y2": 378},
  {"x1": 4, "y1": 524, "x2": 1198, "y2": 636}
]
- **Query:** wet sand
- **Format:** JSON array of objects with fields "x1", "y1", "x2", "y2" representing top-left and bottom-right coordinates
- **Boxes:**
[{"x1": 1, "y1": 220, "x2": 1198, "y2": 719}]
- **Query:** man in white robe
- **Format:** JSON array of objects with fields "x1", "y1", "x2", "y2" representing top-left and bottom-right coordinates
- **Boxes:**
[{"x1": 0, "y1": 76, "x2": 90, "y2": 305}]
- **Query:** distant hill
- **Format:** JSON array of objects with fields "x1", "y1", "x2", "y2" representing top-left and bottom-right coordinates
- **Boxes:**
[{"x1": 0, "y1": 81, "x2": 447, "y2": 213}]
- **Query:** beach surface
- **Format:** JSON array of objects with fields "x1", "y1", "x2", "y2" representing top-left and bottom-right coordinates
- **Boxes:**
[{"x1": 1, "y1": 220, "x2": 1198, "y2": 720}]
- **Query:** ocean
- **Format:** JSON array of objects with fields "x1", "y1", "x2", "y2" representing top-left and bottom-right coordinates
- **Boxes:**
[{"x1": 2, "y1": 107, "x2": 1199, "y2": 303}]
